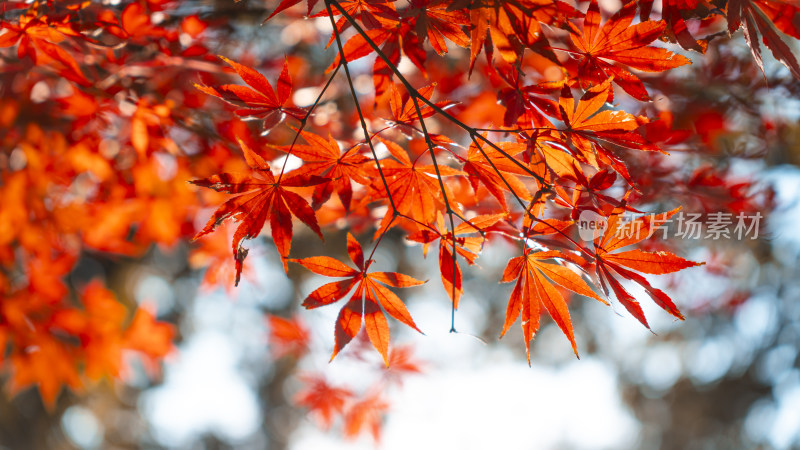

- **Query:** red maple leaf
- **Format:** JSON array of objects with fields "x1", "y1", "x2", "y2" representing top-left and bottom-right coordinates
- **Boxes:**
[
  {"x1": 407, "y1": 0, "x2": 470, "y2": 55},
  {"x1": 192, "y1": 138, "x2": 325, "y2": 283},
  {"x1": 562, "y1": 0, "x2": 691, "y2": 101},
  {"x1": 196, "y1": 57, "x2": 305, "y2": 133},
  {"x1": 468, "y1": 0, "x2": 582, "y2": 68},
  {"x1": 315, "y1": 0, "x2": 400, "y2": 39},
  {"x1": 388, "y1": 83, "x2": 456, "y2": 129},
  {"x1": 728, "y1": 0, "x2": 800, "y2": 79},
  {"x1": 0, "y1": 11, "x2": 89, "y2": 85}
]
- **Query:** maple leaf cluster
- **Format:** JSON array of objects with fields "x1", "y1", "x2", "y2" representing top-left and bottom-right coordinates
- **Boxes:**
[
  {"x1": 0, "y1": 0, "x2": 786, "y2": 425},
  {"x1": 0, "y1": 0, "x2": 216, "y2": 407},
  {"x1": 190, "y1": 0, "x2": 788, "y2": 365}
]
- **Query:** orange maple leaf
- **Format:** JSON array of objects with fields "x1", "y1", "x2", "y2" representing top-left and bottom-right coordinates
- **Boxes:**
[
  {"x1": 291, "y1": 233, "x2": 425, "y2": 364},
  {"x1": 556, "y1": 79, "x2": 659, "y2": 175},
  {"x1": 266, "y1": 315, "x2": 311, "y2": 358},
  {"x1": 343, "y1": 392, "x2": 389, "y2": 441},
  {"x1": 383, "y1": 345, "x2": 423, "y2": 383},
  {"x1": 376, "y1": 137, "x2": 463, "y2": 225},
  {"x1": 274, "y1": 131, "x2": 373, "y2": 211},
  {"x1": 500, "y1": 249, "x2": 605, "y2": 363},
  {"x1": 7, "y1": 335, "x2": 82, "y2": 410},
  {"x1": 462, "y1": 137, "x2": 533, "y2": 208},
  {"x1": 592, "y1": 209, "x2": 703, "y2": 327},
  {"x1": 294, "y1": 375, "x2": 354, "y2": 429},
  {"x1": 407, "y1": 213, "x2": 505, "y2": 307},
  {"x1": 123, "y1": 306, "x2": 175, "y2": 364}
]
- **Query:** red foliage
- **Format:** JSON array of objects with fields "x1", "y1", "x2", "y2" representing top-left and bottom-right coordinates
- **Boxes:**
[{"x1": 0, "y1": 0, "x2": 789, "y2": 436}]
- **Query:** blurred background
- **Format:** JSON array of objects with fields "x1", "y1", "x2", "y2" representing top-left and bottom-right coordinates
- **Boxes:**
[{"x1": 4, "y1": 166, "x2": 800, "y2": 450}]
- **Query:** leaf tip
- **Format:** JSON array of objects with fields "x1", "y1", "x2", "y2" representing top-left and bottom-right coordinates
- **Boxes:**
[{"x1": 329, "y1": 347, "x2": 341, "y2": 363}]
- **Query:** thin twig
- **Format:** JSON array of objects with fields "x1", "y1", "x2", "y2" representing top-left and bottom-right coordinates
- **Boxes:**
[{"x1": 278, "y1": 63, "x2": 341, "y2": 181}]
